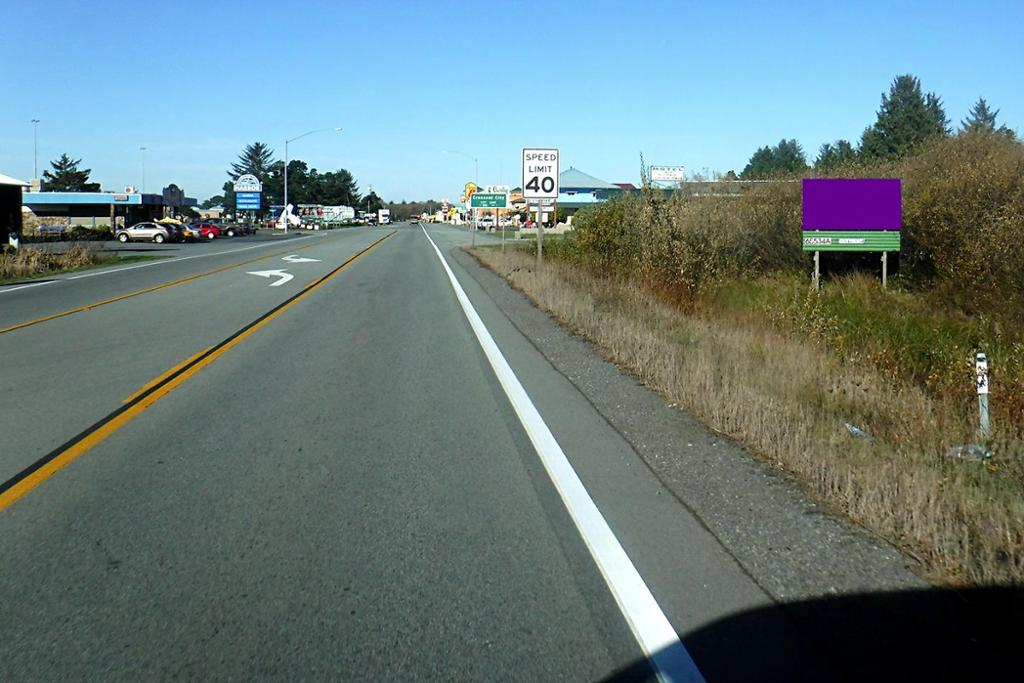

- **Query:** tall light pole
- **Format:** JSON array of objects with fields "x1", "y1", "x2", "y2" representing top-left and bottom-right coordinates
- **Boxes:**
[
  {"x1": 30, "y1": 119, "x2": 40, "y2": 181},
  {"x1": 443, "y1": 149, "x2": 479, "y2": 243},
  {"x1": 284, "y1": 127, "x2": 342, "y2": 234},
  {"x1": 140, "y1": 146, "x2": 147, "y2": 194}
]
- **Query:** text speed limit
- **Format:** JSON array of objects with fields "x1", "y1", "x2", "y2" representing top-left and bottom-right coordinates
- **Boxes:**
[{"x1": 522, "y1": 148, "x2": 560, "y2": 200}]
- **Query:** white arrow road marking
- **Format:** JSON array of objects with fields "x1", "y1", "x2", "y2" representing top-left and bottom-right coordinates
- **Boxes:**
[
  {"x1": 246, "y1": 269, "x2": 294, "y2": 287},
  {"x1": 282, "y1": 254, "x2": 321, "y2": 263}
]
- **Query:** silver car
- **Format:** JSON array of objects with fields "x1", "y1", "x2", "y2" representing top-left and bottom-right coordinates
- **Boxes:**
[{"x1": 116, "y1": 222, "x2": 174, "y2": 244}]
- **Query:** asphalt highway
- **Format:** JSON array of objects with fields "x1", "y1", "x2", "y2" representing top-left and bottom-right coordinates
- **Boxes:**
[{"x1": 0, "y1": 224, "x2": 1012, "y2": 681}]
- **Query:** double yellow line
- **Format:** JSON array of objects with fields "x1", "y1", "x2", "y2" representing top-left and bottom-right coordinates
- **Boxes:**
[
  {"x1": 1, "y1": 237, "x2": 328, "y2": 336},
  {"x1": 0, "y1": 231, "x2": 395, "y2": 512}
]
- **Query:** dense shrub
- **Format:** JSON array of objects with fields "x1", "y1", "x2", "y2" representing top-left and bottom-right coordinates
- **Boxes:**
[{"x1": 569, "y1": 133, "x2": 1024, "y2": 320}]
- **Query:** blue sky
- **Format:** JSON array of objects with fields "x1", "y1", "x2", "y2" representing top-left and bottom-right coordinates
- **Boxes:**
[{"x1": 2, "y1": 0, "x2": 1021, "y2": 203}]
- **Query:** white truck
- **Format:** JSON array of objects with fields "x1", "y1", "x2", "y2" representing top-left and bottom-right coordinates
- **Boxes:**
[{"x1": 377, "y1": 208, "x2": 391, "y2": 225}]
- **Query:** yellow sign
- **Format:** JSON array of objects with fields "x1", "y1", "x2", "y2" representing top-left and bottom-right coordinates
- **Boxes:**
[{"x1": 464, "y1": 182, "x2": 477, "y2": 200}]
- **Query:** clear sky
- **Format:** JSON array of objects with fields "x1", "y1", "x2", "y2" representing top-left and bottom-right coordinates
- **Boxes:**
[{"x1": 2, "y1": 0, "x2": 1021, "y2": 203}]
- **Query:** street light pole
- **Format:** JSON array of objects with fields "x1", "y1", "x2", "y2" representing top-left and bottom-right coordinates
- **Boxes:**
[
  {"x1": 283, "y1": 127, "x2": 342, "y2": 234},
  {"x1": 31, "y1": 119, "x2": 40, "y2": 181},
  {"x1": 140, "y1": 146, "x2": 147, "y2": 194},
  {"x1": 443, "y1": 150, "x2": 479, "y2": 244}
]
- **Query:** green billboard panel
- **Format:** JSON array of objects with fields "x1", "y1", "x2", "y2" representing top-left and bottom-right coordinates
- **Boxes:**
[{"x1": 802, "y1": 230, "x2": 901, "y2": 252}]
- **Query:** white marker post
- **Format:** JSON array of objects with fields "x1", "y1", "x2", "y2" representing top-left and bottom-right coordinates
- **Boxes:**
[{"x1": 976, "y1": 352, "x2": 990, "y2": 443}]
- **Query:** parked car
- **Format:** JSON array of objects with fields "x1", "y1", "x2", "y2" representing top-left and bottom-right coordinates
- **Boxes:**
[
  {"x1": 194, "y1": 222, "x2": 222, "y2": 240},
  {"x1": 180, "y1": 223, "x2": 203, "y2": 241},
  {"x1": 478, "y1": 215, "x2": 495, "y2": 230},
  {"x1": 223, "y1": 222, "x2": 256, "y2": 237},
  {"x1": 116, "y1": 221, "x2": 177, "y2": 244}
]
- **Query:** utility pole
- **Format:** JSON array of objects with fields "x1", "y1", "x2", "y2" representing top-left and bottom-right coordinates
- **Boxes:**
[
  {"x1": 31, "y1": 119, "x2": 40, "y2": 181},
  {"x1": 284, "y1": 127, "x2": 342, "y2": 234},
  {"x1": 140, "y1": 147, "x2": 147, "y2": 194}
]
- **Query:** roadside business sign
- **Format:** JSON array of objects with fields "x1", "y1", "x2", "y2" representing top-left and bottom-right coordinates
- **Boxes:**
[
  {"x1": 522, "y1": 148, "x2": 559, "y2": 200},
  {"x1": 233, "y1": 174, "x2": 263, "y2": 193},
  {"x1": 470, "y1": 192, "x2": 509, "y2": 209},
  {"x1": 236, "y1": 192, "x2": 261, "y2": 210},
  {"x1": 649, "y1": 166, "x2": 686, "y2": 182},
  {"x1": 802, "y1": 178, "x2": 902, "y2": 287},
  {"x1": 802, "y1": 179, "x2": 901, "y2": 232},
  {"x1": 234, "y1": 174, "x2": 263, "y2": 211},
  {"x1": 802, "y1": 179, "x2": 901, "y2": 253}
]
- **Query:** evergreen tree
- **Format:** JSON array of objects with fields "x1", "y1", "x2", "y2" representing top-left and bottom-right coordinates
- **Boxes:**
[
  {"x1": 362, "y1": 190, "x2": 384, "y2": 214},
  {"x1": 814, "y1": 139, "x2": 857, "y2": 171},
  {"x1": 225, "y1": 142, "x2": 278, "y2": 214},
  {"x1": 199, "y1": 195, "x2": 224, "y2": 209},
  {"x1": 774, "y1": 139, "x2": 808, "y2": 174},
  {"x1": 740, "y1": 146, "x2": 775, "y2": 179},
  {"x1": 229, "y1": 142, "x2": 276, "y2": 180},
  {"x1": 41, "y1": 153, "x2": 101, "y2": 191},
  {"x1": 859, "y1": 75, "x2": 949, "y2": 159},
  {"x1": 960, "y1": 97, "x2": 1016, "y2": 139},
  {"x1": 740, "y1": 139, "x2": 807, "y2": 179}
]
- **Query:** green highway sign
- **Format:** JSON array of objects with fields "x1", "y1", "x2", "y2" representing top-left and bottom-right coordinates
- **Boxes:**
[
  {"x1": 802, "y1": 230, "x2": 901, "y2": 252},
  {"x1": 470, "y1": 192, "x2": 509, "y2": 209}
]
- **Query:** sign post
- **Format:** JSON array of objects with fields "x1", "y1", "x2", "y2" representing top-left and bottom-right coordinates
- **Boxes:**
[
  {"x1": 802, "y1": 179, "x2": 902, "y2": 289},
  {"x1": 523, "y1": 148, "x2": 559, "y2": 266},
  {"x1": 465, "y1": 182, "x2": 478, "y2": 245},
  {"x1": 470, "y1": 190, "x2": 510, "y2": 252}
]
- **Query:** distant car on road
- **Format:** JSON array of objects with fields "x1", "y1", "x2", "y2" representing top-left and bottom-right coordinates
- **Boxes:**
[
  {"x1": 116, "y1": 222, "x2": 177, "y2": 244},
  {"x1": 410, "y1": 217, "x2": 419, "y2": 225},
  {"x1": 478, "y1": 216, "x2": 495, "y2": 230}
]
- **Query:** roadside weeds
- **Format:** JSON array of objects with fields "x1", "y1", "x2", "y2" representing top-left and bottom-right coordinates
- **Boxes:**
[
  {"x1": 469, "y1": 246, "x2": 1024, "y2": 586},
  {"x1": 0, "y1": 245, "x2": 158, "y2": 284}
]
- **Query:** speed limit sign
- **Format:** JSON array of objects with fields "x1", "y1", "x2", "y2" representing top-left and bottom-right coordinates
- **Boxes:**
[{"x1": 522, "y1": 148, "x2": 559, "y2": 200}]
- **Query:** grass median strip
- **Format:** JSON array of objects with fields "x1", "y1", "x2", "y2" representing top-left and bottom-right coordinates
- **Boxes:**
[
  {"x1": 0, "y1": 231, "x2": 395, "y2": 512},
  {"x1": 0, "y1": 239, "x2": 328, "y2": 336}
]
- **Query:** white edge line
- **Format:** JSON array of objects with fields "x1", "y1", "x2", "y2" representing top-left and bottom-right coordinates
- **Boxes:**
[
  {"x1": 0, "y1": 280, "x2": 57, "y2": 295},
  {"x1": 420, "y1": 225, "x2": 704, "y2": 683}
]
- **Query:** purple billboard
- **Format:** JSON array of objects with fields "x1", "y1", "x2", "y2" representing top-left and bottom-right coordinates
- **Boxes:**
[{"x1": 802, "y1": 179, "x2": 902, "y2": 231}]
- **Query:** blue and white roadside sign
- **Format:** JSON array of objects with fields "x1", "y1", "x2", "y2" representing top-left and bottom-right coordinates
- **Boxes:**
[
  {"x1": 234, "y1": 174, "x2": 263, "y2": 210},
  {"x1": 236, "y1": 192, "x2": 261, "y2": 210}
]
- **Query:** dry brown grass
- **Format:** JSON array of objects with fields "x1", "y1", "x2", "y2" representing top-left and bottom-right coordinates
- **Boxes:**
[
  {"x1": 471, "y1": 247, "x2": 1024, "y2": 586},
  {"x1": 0, "y1": 245, "x2": 100, "y2": 281}
]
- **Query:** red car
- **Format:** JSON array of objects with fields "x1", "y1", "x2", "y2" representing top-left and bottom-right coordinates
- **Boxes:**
[{"x1": 195, "y1": 222, "x2": 222, "y2": 240}]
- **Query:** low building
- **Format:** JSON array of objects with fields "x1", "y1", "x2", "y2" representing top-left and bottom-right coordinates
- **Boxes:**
[
  {"x1": 553, "y1": 168, "x2": 628, "y2": 216},
  {"x1": 1, "y1": 173, "x2": 30, "y2": 245},
  {"x1": 22, "y1": 188, "x2": 195, "y2": 231},
  {"x1": 196, "y1": 206, "x2": 226, "y2": 220}
]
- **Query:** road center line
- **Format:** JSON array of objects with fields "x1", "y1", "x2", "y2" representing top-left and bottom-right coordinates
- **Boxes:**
[
  {"x1": 0, "y1": 236, "x2": 333, "y2": 335},
  {"x1": 65, "y1": 237, "x2": 321, "y2": 280},
  {"x1": 420, "y1": 226, "x2": 704, "y2": 683},
  {"x1": 0, "y1": 231, "x2": 396, "y2": 512}
]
